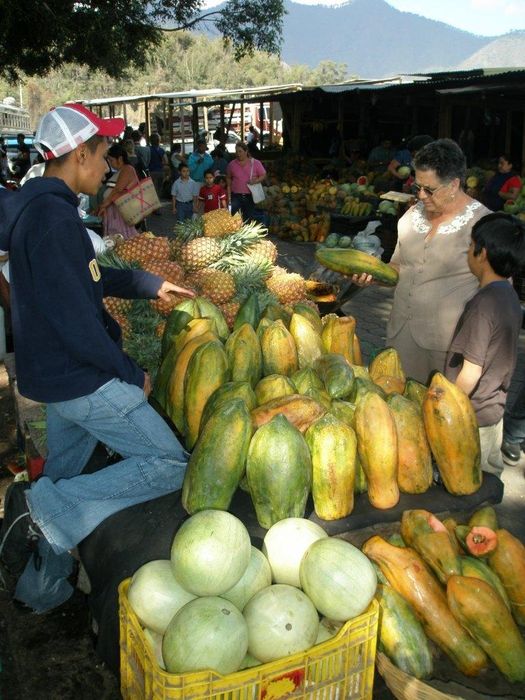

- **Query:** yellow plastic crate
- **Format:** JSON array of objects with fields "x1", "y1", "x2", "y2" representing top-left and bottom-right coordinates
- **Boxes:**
[{"x1": 119, "y1": 578, "x2": 378, "y2": 700}]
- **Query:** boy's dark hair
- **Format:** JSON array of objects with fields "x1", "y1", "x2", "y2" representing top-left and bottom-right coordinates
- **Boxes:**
[
  {"x1": 44, "y1": 134, "x2": 106, "y2": 169},
  {"x1": 107, "y1": 143, "x2": 130, "y2": 164},
  {"x1": 178, "y1": 162, "x2": 189, "y2": 172},
  {"x1": 471, "y1": 212, "x2": 525, "y2": 278},
  {"x1": 413, "y1": 138, "x2": 467, "y2": 185},
  {"x1": 204, "y1": 169, "x2": 214, "y2": 178}
]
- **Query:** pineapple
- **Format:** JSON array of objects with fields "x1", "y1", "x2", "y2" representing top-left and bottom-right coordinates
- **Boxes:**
[
  {"x1": 155, "y1": 320, "x2": 167, "y2": 338},
  {"x1": 170, "y1": 218, "x2": 203, "y2": 261},
  {"x1": 266, "y1": 269, "x2": 308, "y2": 305},
  {"x1": 142, "y1": 260, "x2": 186, "y2": 285},
  {"x1": 116, "y1": 233, "x2": 170, "y2": 266},
  {"x1": 186, "y1": 269, "x2": 236, "y2": 305},
  {"x1": 229, "y1": 258, "x2": 274, "y2": 303},
  {"x1": 180, "y1": 222, "x2": 266, "y2": 273},
  {"x1": 202, "y1": 209, "x2": 243, "y2": 237},
  {"x1": 104, "y1": 297, "x2": 133, "y2": 317},
  {"x1": 150, "y1": 293, "x2": 191, "y2": 318},
  {"x1": 219, "y1": 301, "x2": 241, "y2": 330},
  {"x1": 246, "y1": 239, "x2": 278, "y2": 265}
]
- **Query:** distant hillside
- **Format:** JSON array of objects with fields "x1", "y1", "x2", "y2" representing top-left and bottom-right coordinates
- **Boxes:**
[
  {"x1": 457, "y1": 31, "x2": 525, "y2": 69},
  {"x1": 280, "y1": 0, "x2": 491, "y2": 76}
]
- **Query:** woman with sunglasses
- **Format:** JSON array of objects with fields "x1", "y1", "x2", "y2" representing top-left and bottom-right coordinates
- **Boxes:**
[{"x1": 353, "y1": 138, "x2": 490, "y2": 384}]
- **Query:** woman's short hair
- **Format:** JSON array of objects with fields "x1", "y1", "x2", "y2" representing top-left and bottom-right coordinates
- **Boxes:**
[
  {"x1": 413, "y1": 138, "x2": 467, "y2": 185},
  {"x1": 107, "y1": 143, "x2": 130, "y2": 164},
  {"x1": 235, "y1": 142, "x2": 249, "y2": 154}
]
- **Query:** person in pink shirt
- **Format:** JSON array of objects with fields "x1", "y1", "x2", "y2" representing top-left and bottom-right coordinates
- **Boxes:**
[{"x1": 226, "y1": 143, "x2": 266, "y2": 223}]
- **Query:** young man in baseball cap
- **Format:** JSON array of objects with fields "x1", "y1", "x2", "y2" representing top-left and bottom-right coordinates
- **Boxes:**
[{"x1": 0, "y1": 104, "x2": 195, "y2": 610}]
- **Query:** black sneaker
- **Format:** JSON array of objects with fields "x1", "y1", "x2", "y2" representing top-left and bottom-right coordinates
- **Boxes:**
[
  {"x1": 0, "y1": 481, "x2": 41, "y2": 590},
  {"x1": 501, "y1": 440, "x2": 522, "y2": 466}
]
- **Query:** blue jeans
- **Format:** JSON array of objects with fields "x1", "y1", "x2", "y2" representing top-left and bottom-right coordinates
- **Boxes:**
[
  {"x1": 175, "y1": 200, "x2": 193, "y2": 222},
  {"x1": 26, "y1": 379, "x2": 188, "y2": 555},
  {"x1": 503, "y1": 384, "x2": 525, "y2": 445},
  {"x1": 231, "y1": 193, "x2": 268, "y2": 226}
]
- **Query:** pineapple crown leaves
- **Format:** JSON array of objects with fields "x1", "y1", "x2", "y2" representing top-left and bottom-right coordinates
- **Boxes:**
[{"x1": 171, "y1": 218, "x2": 204, "y2": 242}]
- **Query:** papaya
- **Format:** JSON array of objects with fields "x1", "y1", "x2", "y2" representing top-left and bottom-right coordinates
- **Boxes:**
[
  {"x1": 355, "y1": 393, "x2": 399, "y2": 509},
  {"x1": 403, "y1": 378, "x2": 427, "y2": 410},
  {"x1": 388, "y1": 533, "x2": 406, "y2": 548},
  {"x1": 329, "y1": 399, "x2": 356, "y2": 428},
  {"x1": 459, "y1": 556, "x2": 511, "y2": 610},
  {"x1": 321, "y1": 315, "x2": 356, "y2": 364},
  {"x1": 182, "y1": 399, "x2": 252, "y2": 513},
  {"x1": 254, "y1": 374, "x2": 296, "y2": 405},
  {"x1": 442, "y1": 518, "x2": 461, "y2": 554},
  {"x1": 314, "y1": 353, "x2": 354, "y2": 400},
  {"x1": 256, "y1": 317, "x2": 272, "y2": 341},
  {"x1": 225, "y1": 323, "x2": 262, "y2": 388},
  {"x1": 200, "y1": 381, "x2": 257, "y2": 431},
  {"x1": 174, "y1": 298, "x2": 201, "y2": 318},
  {"x1": 251, "y1": 394, "x2": 325, "y2": 433},
  {"x1": 194, "y1": 296, "x2": 229, "y2": 341},
  {"x1": 292, "y1": 367, "x2": 324, "y2": 395},
  {"x1": 373, "y1": 375, "x2": 405, "y2": 395},
  {"x1": 315, "y1": 247, "x2": 399, "y2": 286},
  {"x1": 353, "y1": 333, "x2": 363, "y2": 366},
  {"x1": 447, "y1": 576, "x2": 525, "y2": 682},
  {"x1": 488, "y1": 528, "x2": 525, "y2": 625},
  {"x1": 289, "y1": 313, "x2": 324, "y2": 369},
  {"x1": 152, "y1": 342, "x2": 179, "y2": 411},
  {"x1": 160, "y1": 309, "x2": 192, "y2": 360},
  {"x1": 468, "y1": 505, "x2": 498, "y2": 531},
  {"x1": 305, "y1": 414, "x2": 357, "y2": 520},
  {"x1": 262, "y1": 302, "x2": 291, "y2": 327},
  {"x1": 183, "y1": 339, "x2": 230, "y2": 449},
  {"x1": 293, "y1": 302, "x2": 323, "y2": 335},
  {"x1": 400, "y1": 510, "x2": 461, "y2": 584},
  {"x1": 165, "y1": 330, "x2": 216, "y2": 434},
  {"x1": 465, "y1": 526, "x2": 498, "y2": 557},
  {"x1": 354, "y1": 455, "x2": 368, "y2": 494},
  {"x1": 260, "y1": 320, "x2": 298, "y2": 377},
  {"x1": 350, "y1": 364, "x2": 369, "y2": 381},
  {"x1": 246, "y1": 414, "x2": 312, "y2": 529},
  {"x1": 375, "y1": 584, "x2": 433, "y2": 679},
  {"x1": 369, "y1": 347, "x2": 405, "y2": 384},
  {"x1": 351, "y1": 377, "x2": 386, "y2": 404},
  {"x1": 386, "y1": 394, "x2": 433, "y2": 494},
  {"x1": 234, "y1": 292, "x2": 260, "y2": 331},
  {"x1": 422, "y1": 373, "x2": 481, "y2": 495},
  {"x1": 173, "y1": 317, "x2": 217, "y2": 358},
  {"x1": 362, "y1": 536, "x2": 488, "y2": 677},
  {"x1": 303, "y1": 386, "x2": 331, "y2": 411}
]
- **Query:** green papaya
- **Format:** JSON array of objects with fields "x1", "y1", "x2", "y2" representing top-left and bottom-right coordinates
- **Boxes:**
[{"x1": 225, "y1": 323, "x2": 262, "y2": 388}]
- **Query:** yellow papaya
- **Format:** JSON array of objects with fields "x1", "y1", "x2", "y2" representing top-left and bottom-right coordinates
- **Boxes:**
[
  {"x1": 305, "y1": 414, "x2": 357, "y2": 520},
  {"x1": 352, "y1": 333, "x2": 363, "y2": 365},
  {"x1": 386, "y1": 394, "x2": 432, "y2": 494},
  {"x1": 251, "y1": 394, "x2": 325, "y2": 433},
  {"x1": 321, "y1": 315, "x2": 356, "y2": 364},
  {"x1": 292, "y1": 367, "x2": 324, "y2": 395},
  {"x1": 183, "y1": 339, "x2": 230, "y2": 449},
  {"x1": 369, "y1": 347, "x2": 405, "y2": 383},
  {"x1": 225, "y1": 322, "x2": 262, "y2": 388},
  {"x1": 254, "y1": 374, "x2": 296, "y2": 405},
  {"x1": 403, "y1": 378, "x2": 427, "y2": 410},
  {"x1": 289, "y1": 313, "x2": 323, "y2": 369},
  {"x1": 488, "y1": 528, "x2": 525, "y2": 626},
  {"x1": 355, "y1": 392, "x2": 398, "y2": 509},
  {"x1": 293, "y1": 302, "x2": 323, "y2": 335},
  {"x1": 373, "y1": 375, "x2": 406, "y2": 395},
  {"x1": 329, "y1": 399, "x2": 356, "y2": 428},
  {"x1": 400, "y1": 510, "x2": 461, "y2": 584},
  {"x1": 260, "y1": 320, "x2": 298, "y2": 377},
  {"x1": 422, "y1": 373, "x2": 481, "y2": 495}
]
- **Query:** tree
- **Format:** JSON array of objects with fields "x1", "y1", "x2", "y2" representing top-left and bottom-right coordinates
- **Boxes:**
[{"x1": 0, "y1": 0, "x2": 285, "y2": 81}]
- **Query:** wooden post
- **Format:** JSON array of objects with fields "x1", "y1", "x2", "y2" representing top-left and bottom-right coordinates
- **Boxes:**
[
  {"x1": 144, "y1": 100, "x2": 150, "y2": 140},
  {"x1": 438, "y1": 97, "x2": 451, "y2": 138},
  {"x1": 191, "y1": 99, "x2": 198, "y2": 144},
  {"x1": 220, "y1": 103, "x2": 225, "y2": 144},
  {"x1": 291, "y1": 100, "x2": 302, "y2": 154},
  {"x1": 269, "y1": 101, "x2": 274, "y2": 146},
  {"x1": 123, "y1": 103, "x2": 128, "y2": 126},
  {"x1": 505, "y1": 109, "x2": 512, "y2": 154},
  {"x1": 240, "y1": 98, "x2": 245, "y2": 142},
  {"x1": 259, "y1": 101, "x2": 264, "y2": 152},
  {"x1": 168, "y1": 98, "x2": 174, "y2": 149}
]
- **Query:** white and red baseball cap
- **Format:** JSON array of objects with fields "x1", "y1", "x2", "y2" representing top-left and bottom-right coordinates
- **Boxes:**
[{"x1": 34, "y1": 103, "x2": 125, "y2": 161}]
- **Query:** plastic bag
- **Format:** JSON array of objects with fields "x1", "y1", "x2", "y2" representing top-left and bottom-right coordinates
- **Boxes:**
[{"x1": 352, "y1": 221, "x2": 383, "y2": 258}]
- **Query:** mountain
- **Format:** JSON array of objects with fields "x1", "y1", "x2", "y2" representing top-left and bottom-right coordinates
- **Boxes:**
[
  {"x1": 457, "y1": 31, "x2": 525, "y2": 69},
  {"x1": 279, "y1": 0, "x2": 494, "y2": 76}
]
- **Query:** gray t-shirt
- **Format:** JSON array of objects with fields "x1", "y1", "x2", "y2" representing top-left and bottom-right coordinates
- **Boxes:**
[{"x1": 445, "y1": 281, "x2": 522, "y2": 426}]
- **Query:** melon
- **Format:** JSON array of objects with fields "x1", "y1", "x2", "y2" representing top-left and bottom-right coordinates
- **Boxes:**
[
  {"x1": 243, "y1": 584, "x2": 319, "y2": 663},
  {"x1": 397, "y1": 165, "x2": 411, "y2": 179},
  {"x1": 170, "y1": 510, "x2": 251, "y2": 596},
  {"x1": 143, "y1": 628, "x2": 166, "y2": 669},
  {"x1": 128, "y1": 560, "x2": 196, "y2": 634},
  {"x1": 162, "y1": 597, "x2": 248, "y2": 674},
  {"x1": 262, "y1": 518, "x2": 328, "y2": 588},
  {"x1": 300, "y1": 537, "x2": 377, "y2": 621},
  {"x1": 220, "y1": 546, "x2": 272, "y2": 612}
]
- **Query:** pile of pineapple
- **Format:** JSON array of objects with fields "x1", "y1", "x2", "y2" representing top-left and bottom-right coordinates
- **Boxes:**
[{"x1": 101, "y1": 210, "x2": 315, "y2": 340}]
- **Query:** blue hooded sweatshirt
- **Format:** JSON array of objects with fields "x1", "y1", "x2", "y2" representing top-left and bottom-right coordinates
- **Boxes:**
[{"x1": 0, "y1": 177, "x2": 163, "y2": 403}]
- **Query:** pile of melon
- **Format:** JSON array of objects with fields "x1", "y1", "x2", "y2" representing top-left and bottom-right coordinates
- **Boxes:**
[{"x1": 127, "y1": 510, "x2": 377, "y2": 675}]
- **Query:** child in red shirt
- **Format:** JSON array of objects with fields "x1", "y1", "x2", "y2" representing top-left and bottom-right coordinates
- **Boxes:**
[{"x1": 198, "y1": 169, "x2": 227, "y2": 213}]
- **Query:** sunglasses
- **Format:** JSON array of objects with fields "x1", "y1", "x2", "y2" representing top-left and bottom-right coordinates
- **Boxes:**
[{"x1": 411, "y1": 182, "x2": 450, "y2": 197}]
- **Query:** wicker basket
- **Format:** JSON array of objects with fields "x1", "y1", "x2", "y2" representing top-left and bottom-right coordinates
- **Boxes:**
[{"x1": 376, "y1": 652, "x2": 464, "y2": 700}]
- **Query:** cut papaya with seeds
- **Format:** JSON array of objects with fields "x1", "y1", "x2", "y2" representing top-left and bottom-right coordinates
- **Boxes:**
[{"x1": 465, "y1": 526, "x2": 498, "y2": 557}]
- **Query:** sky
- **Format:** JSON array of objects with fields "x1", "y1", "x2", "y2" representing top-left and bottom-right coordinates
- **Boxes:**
[{"x1": 204, "y1": 0, "x2": 525, "y2": 36}]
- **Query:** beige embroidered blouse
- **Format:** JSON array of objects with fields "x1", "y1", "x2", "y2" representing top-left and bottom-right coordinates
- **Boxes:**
[{"x1": 387, "y1": 199, "x2": 491, "y2": 351}]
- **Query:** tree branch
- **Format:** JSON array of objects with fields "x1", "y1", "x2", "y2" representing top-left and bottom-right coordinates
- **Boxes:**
[{"x1": 160, "y1": 10, "x2": 223, "y2": 31}]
